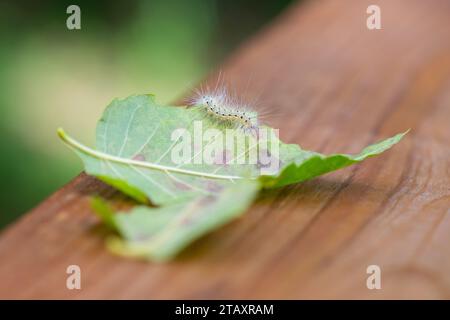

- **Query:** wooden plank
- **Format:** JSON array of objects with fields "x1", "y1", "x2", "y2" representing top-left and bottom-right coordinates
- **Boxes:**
[{"x1": 1, "y1": 0, "x2": 450, "y2": 299}]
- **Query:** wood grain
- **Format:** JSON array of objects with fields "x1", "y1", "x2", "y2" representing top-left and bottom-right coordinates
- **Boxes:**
[{"x1": 1, "y1": 0, "x2": 450, "y2": 299}]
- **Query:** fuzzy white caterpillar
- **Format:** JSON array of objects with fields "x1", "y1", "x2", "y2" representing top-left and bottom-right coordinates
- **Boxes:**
[{"x1": 189, "y1": 87, "x2": 259, "y2": 135}]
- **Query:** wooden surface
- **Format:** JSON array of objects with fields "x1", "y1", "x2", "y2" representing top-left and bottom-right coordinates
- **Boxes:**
[{"x1": 1, "y1": 0, "x2": 450, "y2": 299}]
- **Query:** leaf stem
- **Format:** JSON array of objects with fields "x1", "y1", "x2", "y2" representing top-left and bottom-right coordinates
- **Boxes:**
[{"x1": 57, "y1": 128, "x2": 246, "y2": 181}]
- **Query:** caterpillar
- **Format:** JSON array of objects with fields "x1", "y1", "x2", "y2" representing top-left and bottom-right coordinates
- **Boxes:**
[{"x1": 188, "y1": 87, "x2": 259, "y2": 135}]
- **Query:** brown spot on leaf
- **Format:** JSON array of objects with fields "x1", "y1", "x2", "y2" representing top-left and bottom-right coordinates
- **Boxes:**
[
  {"x1": 172, "y1": 180, "x2": 191, "y2": 191},
  {"x1": 205, "y1": 181, "x2": 224, "y2": 193},
  {"x1": 198, "y1": 195, "x2": 217, "y2": 206},
  {"x1": 132, "y1": 154, "x2": 146, "y2": 162}
]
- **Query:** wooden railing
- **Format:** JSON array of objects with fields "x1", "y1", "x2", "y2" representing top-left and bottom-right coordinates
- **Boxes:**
[{"x1": 1, "y1": 0, "x2": 450, "y2": 299}]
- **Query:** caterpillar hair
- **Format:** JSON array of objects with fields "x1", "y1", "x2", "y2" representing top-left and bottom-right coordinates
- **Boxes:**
[{"x1": 188, "y1": 86, "x2": 259, "y2": 135}]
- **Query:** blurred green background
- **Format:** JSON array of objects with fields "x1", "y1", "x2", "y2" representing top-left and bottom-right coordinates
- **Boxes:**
[{"x1": 0, "y1": 0, "x2": 292, "y2": 228}]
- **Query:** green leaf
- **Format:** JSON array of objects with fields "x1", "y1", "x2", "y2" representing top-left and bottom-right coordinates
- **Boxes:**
[
  {"x1": 58, "y1": 94, "x2": 408, "y2": 260},
  {"x1": 260, "y1": 131, "x2": 409, "y2": 188},
  {"x1": 58, "y1": 95, "x2": 268, "y2": 206},
  {"x1": 91, "y1": 179, "x2": 259, "y2": 261},
  {"x1": 58, "y1": 95, "x2": 407, "y2": 202}
]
